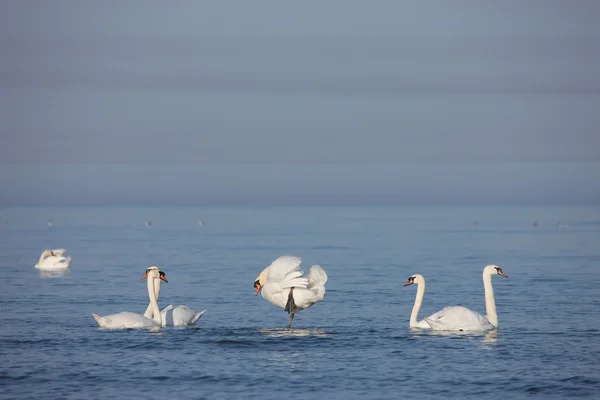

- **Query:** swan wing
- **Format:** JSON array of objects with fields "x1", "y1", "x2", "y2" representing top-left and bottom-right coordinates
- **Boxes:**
[
  {"x1": 261, "y1": 282, "x2": 289, "y2": 309},
  {"x1": 262, "y1": 283, "x2": 324, "y2": 311},
  {"x1": 36, "y1": 256, "x2": 71, "y2": 270},
  {"x1": 92, "y1": 312, "x2": 157, "y2": 329},
  {"x1": 424, "y1": 306, "x2": 495, "y2": 332},
  {"x1": 266, "y1": 256, "x2": 305, "y2": 284},
  {"x1": 172, "y1": 306, "x2": 206, "y2": 326}
]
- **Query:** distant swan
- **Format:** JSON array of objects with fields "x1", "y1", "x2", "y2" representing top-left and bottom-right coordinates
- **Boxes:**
[
  {"x1": 92, "y1": 267, "x2": 168, "y2": 329},
  {"x1": 404, "y1": 265, "x2": 508, "y2": 332},
  {"x1": 142, "y1": 268, "x2": 206, "y2": 326},
  {"x1": 254, "y1": 256, "x2": 327, "y2": 328},
  {"x1": 35, "y1": 249, "x2": 72, "y2": 270}
]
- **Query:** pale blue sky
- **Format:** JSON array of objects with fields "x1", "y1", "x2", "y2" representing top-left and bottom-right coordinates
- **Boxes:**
[{"x1": 1, "y1": 1, "x2": 599, "y2": 205}]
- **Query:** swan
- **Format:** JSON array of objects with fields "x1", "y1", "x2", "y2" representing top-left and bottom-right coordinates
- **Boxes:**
[
  {"x1": 92, "y1": 266, "x2": 168, "y2": 329},
  {"x1": 142, "y1": 268, "x2": 207, "y2": 326},
  {"x1": 35, "y1": 249, "x2": 72, "y2": 270},
  {"x1": 403, "y1": 265, "x2": 508, "y2": 332},
  {"x1": 254, "y1": 255, "x2": 328, "y2": 328}
]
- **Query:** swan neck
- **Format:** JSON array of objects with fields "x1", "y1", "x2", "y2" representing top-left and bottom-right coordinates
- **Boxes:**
[
  {"x1": 146, "y1": 276, "x2": 161, "y2": 325},
  {"x1": 483, "y1": 271, "x2": 498, "y2": 328},
  {"x1": 38, "y1": 250, "x2": 49, "y2": 264},
  {"x1": 143, "y1": 278, "x2": 162, "y2": 319},
  {"x1": 410, "y1": 281, "x2": 425, "y2": 327}
]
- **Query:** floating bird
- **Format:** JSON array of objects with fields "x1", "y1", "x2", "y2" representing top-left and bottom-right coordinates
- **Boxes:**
[
  {"x1": 403, "y1": 265, "x2": 508, "y2": 332},
  {"x1": 143, "y1": 267, "x2": 206, "y2": 326},
  {"x1": 92, "y1": 267, "x2": 168, "y2": 329},
  {"x1": 35, "y1": 249, "x2": 72, "y2": 270}
]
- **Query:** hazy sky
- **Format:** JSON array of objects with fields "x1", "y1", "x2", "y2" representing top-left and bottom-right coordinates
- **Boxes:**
[{"x1": 1, "y1": 1, "x2": 599, "y2": 205}]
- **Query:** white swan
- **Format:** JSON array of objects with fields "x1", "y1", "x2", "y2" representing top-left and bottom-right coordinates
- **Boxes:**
[
  {"x1": 92, "y1": 267, "x2": 168, "y2": 329},
  {"x1": 142, "y1": 268, "x2": 206, "y2": 326},
  {"x1": 35, "y1": 249, "x2": 72, "y2": 270},
  {"x1": 404, "y1": 265, "x2": 508, "y2": 332},
  {"x1": 254, "y1": 255, "x2": 328, "y2": 328}
]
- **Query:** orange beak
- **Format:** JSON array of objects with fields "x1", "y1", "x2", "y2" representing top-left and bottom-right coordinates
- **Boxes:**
[
  {"x1": 142, "y1": 272, "x2": 169, "y2": 282},
  {"x1": 498, "y1": 271, "x2": 509, "y2": 278},
  {"x1": 254, "y1": 283, "x2": 261, "y2": 295},
  {"x1": 403, "y1": 280, "x2": 413, "y2": 287}
]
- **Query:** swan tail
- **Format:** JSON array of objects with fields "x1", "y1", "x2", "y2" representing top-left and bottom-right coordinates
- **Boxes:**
[
  {"x1": 191, "y1": 310, "x2": 207, "y2": 325},
  {"x1": 310, "y1": 285, "x2": 326, "y2": 301},
  {"x1": 306, "y1": 265, "x2": 328, "y2": 288},
  {"x1": 92, "y1": 313, "x2": 105, "y2": 327}
]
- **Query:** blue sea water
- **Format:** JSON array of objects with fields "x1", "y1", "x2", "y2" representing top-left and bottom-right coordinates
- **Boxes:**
[{"x1": 1, "y1": 205, "x2": 599, "y2": 399}]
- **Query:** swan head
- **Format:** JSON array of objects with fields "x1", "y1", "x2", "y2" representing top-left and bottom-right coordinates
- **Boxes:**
[
  {"x1": 253, "y1": 266, "x2": 270, "y2": 295},
  {"x1": 484, "y1": 264, "x2": 508, "y2": 278},
  {"x1": 403, "y1": 274, "x2": 424, "y2": 287},
  {"x1": 142, "y1": 266, "x2": 168, "y2": 283}
]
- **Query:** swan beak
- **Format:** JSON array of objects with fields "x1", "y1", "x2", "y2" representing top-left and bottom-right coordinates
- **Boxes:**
[
  {"x1": 499, "y1": 271, "x2": 509, "y2": 278},
  {"x1": 403, "y1": 280, "x2": 413, "y2": 287},
  {"x1": 254, "y1": 282, "x2": 262, "y2": 295},
  {"x1": 160, "y1": 274, "x2": 168, "y2": 283},
  {"x1": 141, "y1": 272, "x2": 149, "y2": 280}
]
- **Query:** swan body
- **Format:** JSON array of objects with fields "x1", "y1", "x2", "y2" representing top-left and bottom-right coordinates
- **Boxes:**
[
  {"x1": 143, "y1": 270, "x2": 207, "y2": 326},
  {"x1": 92, "y1": 311, "x2": 159, "y2": 329},
  {"x1": 424, "y1": 306, "x2": 495, "y2": 331},
  {"x1": 35, "y1": 249, "x2": 72, "y2": 270},
  {"x1": 404, "y1": 265, "x2": 508, "y2": 332},
  {"x1": 254, "y1": 255, "x2": 328, "y2": 328},
  {"x1": 160, "y1": 305, "x2": 206, "y2": 326},
  {"x1": 92, "y1": 266, "x2": 167, "y2": 329}
]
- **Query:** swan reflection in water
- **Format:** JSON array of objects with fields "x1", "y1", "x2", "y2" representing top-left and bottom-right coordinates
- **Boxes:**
[
  {"x1": 39, "y1": 269, "x2": 71, "y2": 279},
  {"x1": 257, "y1": 327, "x2": 330, "y2": 338}
]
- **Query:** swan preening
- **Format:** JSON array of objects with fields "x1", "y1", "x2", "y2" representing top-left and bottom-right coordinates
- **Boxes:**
[
  {"x1": 404, "y1": 265, "x2": 508, "y2": 332},
  {"x1": 143, "y1": 269, "x2": 207, "y2": 326},
  {"x1": 35, "y1": 249, "x2": 72, "y2": 270},
  {"x1": 92, "y1": 267, "x2": 168, "y2": 329},
  {"x1": 254, "y1": 256, "x2": 328, "y2": 328}
]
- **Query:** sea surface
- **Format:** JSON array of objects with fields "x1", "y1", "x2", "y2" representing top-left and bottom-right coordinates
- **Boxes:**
[{"x1": 1, "y1": 205, "x2": 599, "y2": 399}]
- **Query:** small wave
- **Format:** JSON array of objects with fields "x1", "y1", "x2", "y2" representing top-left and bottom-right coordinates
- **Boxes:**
[
  {"x1": 559, "y1": 375, "x2": 599, "y2": 385},
  {"x1": 216, "y1": 339, "x2": 255, "y2": 347},
  {"x1": 257, "y1": 328, "x2": 330, "y2": 338}
]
